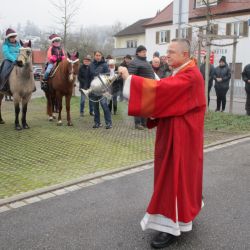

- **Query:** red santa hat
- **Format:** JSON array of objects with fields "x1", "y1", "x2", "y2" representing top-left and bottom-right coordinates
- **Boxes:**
[
  {"x1": 49, "y1": 34, "x2": 62, "y2": 42},
  {"x1": 5, "y1": 28, "x2": 17, "y2": 39}
]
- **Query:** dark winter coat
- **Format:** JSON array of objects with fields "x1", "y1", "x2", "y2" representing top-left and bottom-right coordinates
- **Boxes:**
[
  {"x1": 213, "y1": 64, "x2": 231, "y2": 90},
  {"x1": 200, "y1": 63, "x2": 215, "y2": 88},
  {"x1": 88, "y1": 58, "x2": 109, "y2": 83},
  {"x1": 128, "y1": 56, "x2": 155, "y2": 79},
  {"x1": 78, "y1": 64, "x2": 89, "y2": 90},
  {"x1": 242, "y1": 64, "x2": 250, "y2": 94}
]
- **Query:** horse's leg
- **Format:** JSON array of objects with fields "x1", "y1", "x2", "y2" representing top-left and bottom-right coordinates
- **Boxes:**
[
  {"x1": 45, "y1": 91, "x2": 53, "y2": 121},
  {"x1": 56, "y1": 94, "x2": 63, "y2": 126},
  {"x1": 21, "y1": 98, "x2": 30, "y2": 129},
  {"x1": 65, "y1": 94, "x2": 73, "y2": 126},
  {"x1": 0, "y1": 93, "x2": 5, "y2": 124},
  {"x1": 14, "y1": 100, "x2": 22, "y2": 130}
]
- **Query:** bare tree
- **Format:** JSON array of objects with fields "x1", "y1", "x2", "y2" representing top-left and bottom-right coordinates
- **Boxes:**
[{"x1": 50, "y1": 0, "x2": 81, "y2": 48}]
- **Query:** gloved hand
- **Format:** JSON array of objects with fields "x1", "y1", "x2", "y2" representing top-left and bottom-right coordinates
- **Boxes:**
[{"x1": 16, "y1": 60, "x2": 23, "y2": 67}]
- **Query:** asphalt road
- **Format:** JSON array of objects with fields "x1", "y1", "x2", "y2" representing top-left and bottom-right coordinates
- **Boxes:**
[{"x1": 0, "y1": 140, "x2": 249, "y2": 250}]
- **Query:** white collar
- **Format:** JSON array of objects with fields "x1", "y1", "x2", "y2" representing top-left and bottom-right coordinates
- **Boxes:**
[{"x1": 172, "y1": 60, "x2": 191, "y2": 76}]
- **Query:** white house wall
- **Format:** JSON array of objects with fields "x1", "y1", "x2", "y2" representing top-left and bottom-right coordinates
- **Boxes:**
[
  {"x1": 115, "y1": 34, "x2": 146, "y2": 49},
  {"x1": 145, "y1": 14, "x2": 250, "y2": 68}
]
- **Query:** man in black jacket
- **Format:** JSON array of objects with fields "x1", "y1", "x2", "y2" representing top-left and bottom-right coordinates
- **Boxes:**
[
  {"x1": 200, "y1": 56, "x2": 214, "y2": 106},
  {"x1": 242, "y1": 64, "x2": 250, "y2": 115},
  {"x1": 128, "y1": 45, "x2": 155, "y2": 129},
  {"x1": 78, "y1": 55, "x2": 94, "y2": 117}
]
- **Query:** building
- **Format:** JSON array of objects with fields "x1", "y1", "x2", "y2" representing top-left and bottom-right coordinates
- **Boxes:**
[
  {"x1": 32, "y1": 50, "x2": 47, "y2": 68},
  {"x1": 113, "y1": 18, "x2": 152, "y2": 63},
  {"x1": 113, "y1": 0, "x2": 250, "y2": 78},
  {"x1": 144, "y1": 0, "x2": 250, "y2": 78}
]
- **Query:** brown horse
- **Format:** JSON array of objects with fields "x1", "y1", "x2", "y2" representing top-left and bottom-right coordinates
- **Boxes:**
[
  {"x1": 45, "y1": 52, "x2": 79, "y2": 126},
  {"x1": 0, "y1": 40, "x2": 35, "y2": 130}
]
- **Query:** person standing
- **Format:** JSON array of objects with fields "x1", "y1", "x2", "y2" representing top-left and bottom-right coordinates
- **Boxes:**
[
  {"x1": 128, "y1": 45, "x2": 155, "y2": 130},
  {"x1": 88, "y1": 51, "x2": 112, "y2": 129},
  {"x1": 107, "y1": 59, "x2": 119, "y2": 115},
  {"x1": 213, "y1": 56, "x2": 231, "y2": 112},
  {"x1": 242, "y1": 64, "x2": 250, "y2": 115},
  {"x1": 78, "y1": 55, "x2": 94, "y2": 117},
  {"x1": 151, "y1": 57, "x2": 165, "y2": 79},
  {"x1": 119, "y1": 55, "x2": 132, "y2": 101},
  {"x1": 200, "y1": 56, "x2": 215, "y2": 106},
  {"x1": 119, "y1": 38, "x2": 206, "y2": 249}
]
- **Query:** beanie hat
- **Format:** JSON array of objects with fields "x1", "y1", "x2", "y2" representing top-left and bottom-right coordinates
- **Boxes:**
[
  {"x1": 219, "y1": 56, "x2": 226, "y2": 63},
  {"x1": 136, "y1": 45, "x2": 147, "y2": 54},
  {"x1": 83, "y1": 55, "x2": 92, "y2": 60},
  {"x1": 5, "y1": 28, "x2": 17, "y2": 39},
  {"x1": 153, "y1": 51, "x2": 160, "y2": 58},
  {"x1": 124, "y1": 54, "x2": 132, "y2": 60},
  {"x1": 49, "y1": 34, "x2": 61, "y2": 42}
]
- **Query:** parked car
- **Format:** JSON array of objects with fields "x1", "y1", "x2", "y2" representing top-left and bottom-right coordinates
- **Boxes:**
[{"x1": 33, "y1": 67, "x2": 43, "y2": 80}]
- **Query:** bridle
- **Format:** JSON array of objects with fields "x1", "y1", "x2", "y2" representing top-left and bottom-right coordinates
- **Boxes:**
[
  {"x1": 67, "y1": 58, "x2": 79, "y2": 81},
  {"x1": 18, "y1": 47, "x2": 32, "y2": 64}
]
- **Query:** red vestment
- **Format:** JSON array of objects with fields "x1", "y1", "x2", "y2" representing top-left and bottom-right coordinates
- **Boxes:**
[{"x1": 128, "y1": 61, "x2": 206, "y2": 234}]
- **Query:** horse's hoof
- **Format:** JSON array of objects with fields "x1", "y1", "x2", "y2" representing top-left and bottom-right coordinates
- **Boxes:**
[
  {"x1": 67, "y1": 122, "x2": 73, "y2": 126},
  {"x1": 57, "y1": 121, "x2": 63, "y2": 126},
  {"x1": 15, "y1": 124, "x2": 22, "y2": 131},
  {"x1": 22, "y1": 124, "x2": 30, "y2": 129},
  {"x1": 0, "y1": 120, "x2": 5, "y2": 124},
  {"x1": 48, "y1": 117, "x2": 53, "y2": 121}
]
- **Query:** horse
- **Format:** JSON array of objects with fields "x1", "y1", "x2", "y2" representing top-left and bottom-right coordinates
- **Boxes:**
[
  {"x1": 0, "y1": 40, "x2": 35, "y2": 130},
  {"x1": 45, "y1": 52, "x2": 79, "y2": 126}
]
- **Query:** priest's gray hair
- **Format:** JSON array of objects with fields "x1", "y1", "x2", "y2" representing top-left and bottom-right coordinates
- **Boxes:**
[{"x1": 171, "y1": 38, "x2": 191, "y2": 55}]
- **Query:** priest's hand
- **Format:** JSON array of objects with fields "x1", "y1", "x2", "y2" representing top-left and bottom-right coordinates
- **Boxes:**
[{"x1": 118, "y1": 66, "x2": 129, "y2": 80}]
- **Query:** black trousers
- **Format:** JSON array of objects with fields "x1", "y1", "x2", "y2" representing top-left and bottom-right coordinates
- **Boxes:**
[
  {"x1": 215, "y1": 87, "x2": 229, "y2": 111},
  {"x1": 246, "y1": 91, "x2": 250, "y2": 115}
]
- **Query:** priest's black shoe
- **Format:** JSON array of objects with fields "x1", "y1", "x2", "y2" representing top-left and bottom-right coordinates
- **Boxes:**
[{"x1": 151, "y1": 232, "x2": 175, "y2": 249}]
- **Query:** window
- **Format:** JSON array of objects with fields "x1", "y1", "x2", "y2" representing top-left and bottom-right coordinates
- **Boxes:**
[
  {"x1": 195, "y1": 0, "x2": 218, "y2": 8},
  {"x1": 175, "y1": 27, "x2": 192, "y2": 40},
  {"x1": 156, "y1": 30, "x2": 170, "y2": 44},
  {"x1": 126, "y1": 40, "x2": 137, "y2": 48},
  {"x1": 226, "y1": 22, "x2": 248, "y2": 37}
]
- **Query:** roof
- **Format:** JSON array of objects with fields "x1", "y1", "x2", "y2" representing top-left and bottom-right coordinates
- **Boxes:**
[
  {"x1": 32, "y1": 50, "x2": 47, "y2": 64},
  {"x1": 145, "y1": 3, "x2": 173, "y2": 27},
  {"x1": 145, "y1": 0, "x2": 250, "y2": 27},
  {"x1": 115, "y1": 18, "x2": 152, "y2": 37}
]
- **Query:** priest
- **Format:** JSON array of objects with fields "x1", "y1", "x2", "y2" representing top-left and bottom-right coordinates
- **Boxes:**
[{"x1": 119, "y1": 38, "x2": 206, "y2": 249}]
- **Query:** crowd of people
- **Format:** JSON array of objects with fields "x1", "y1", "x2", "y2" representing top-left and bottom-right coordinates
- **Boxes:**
[{"x1": 1, "y1": 26, "x2": 249, "y2": 129}]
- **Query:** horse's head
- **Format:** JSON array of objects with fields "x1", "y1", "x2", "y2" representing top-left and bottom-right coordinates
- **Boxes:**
[
  {"x1": 18, "y1": 40, "x2": 32, "y2": 66},
  {"x1": 66, "y1": 52, "x2": 80, "y2": 81}
]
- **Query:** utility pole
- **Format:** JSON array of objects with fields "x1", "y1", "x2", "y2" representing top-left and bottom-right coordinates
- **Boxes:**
[
  {"x1": 204, "y1": 1, "x2": 212, "y2": 111},
  {"x1": 229, "y1": 37, "x2": 237, "y2": 113},
  {"x1": 178, "y1": 0, "x2": 183, "y2": 38}
]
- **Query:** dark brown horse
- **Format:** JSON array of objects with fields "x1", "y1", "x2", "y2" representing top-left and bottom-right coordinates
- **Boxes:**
[
  {"x1": 45, "y1": 52, "x2": 79, "y2": 126},
  {"x1": 0, "y1": 40, "x2": 35, "y2": 130}
]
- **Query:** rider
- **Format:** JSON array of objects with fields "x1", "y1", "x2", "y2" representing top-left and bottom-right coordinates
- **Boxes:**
[
  {"x1": 0, "y1": 28, "x2": 23, "y2": 94},
  {"x1": 41, "y1": 34, "x2": 65, "y2": 84}
]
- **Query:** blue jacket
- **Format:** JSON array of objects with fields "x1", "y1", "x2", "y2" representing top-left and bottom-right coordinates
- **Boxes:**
[
  {"x1": 88, "y1": 58, "x2": 109, "y2": 83},
  {"x1": 2, "y1": 39, "x2": 21, "y2": 62}
]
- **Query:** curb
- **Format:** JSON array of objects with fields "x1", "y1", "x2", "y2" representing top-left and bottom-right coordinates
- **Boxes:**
[{"x1": 0, "y1": 134, "x2": 250, "y2": 208}]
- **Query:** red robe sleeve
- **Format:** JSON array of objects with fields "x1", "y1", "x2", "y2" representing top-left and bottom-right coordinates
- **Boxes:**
[{"x1": 128, "y1": 64, "x2": 206, "y2": 118}]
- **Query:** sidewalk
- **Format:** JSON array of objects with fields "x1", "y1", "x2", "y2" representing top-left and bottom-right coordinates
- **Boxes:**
[{"x1": 0, "y1": 138, "x2": 249, "y2": 250}]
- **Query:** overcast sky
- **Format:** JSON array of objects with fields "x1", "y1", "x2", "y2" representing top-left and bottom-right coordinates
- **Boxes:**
[{"x1": 0, "y1": 0, "x2": 173, "y2": 32}]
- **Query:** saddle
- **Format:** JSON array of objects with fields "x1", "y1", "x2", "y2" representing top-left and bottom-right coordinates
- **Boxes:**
[
  {"x1": 41, "y1": 62, "x2": 60, "y2": 92},
  {"x1": 0, "y1": 60, "x2": 15, "y2": 93}
]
